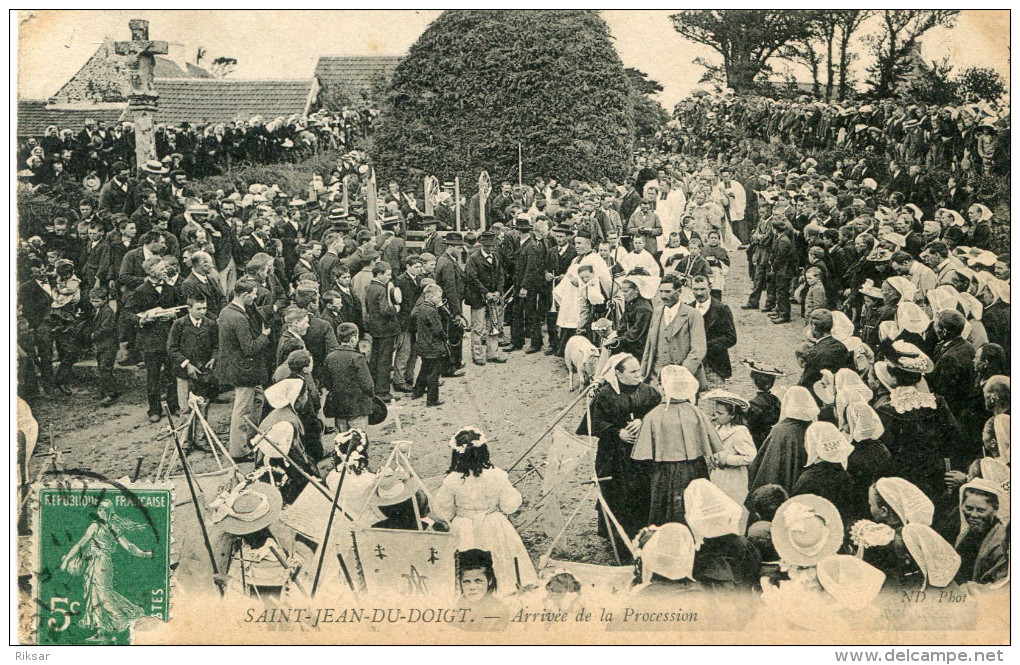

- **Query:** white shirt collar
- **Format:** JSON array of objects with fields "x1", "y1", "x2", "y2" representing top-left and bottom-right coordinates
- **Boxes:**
[
  {"x1": 695, "y1": 298, "x2": 711, "y2": 315},
  {"x1": 190, "y1": 316, "x2": 203, "y2": 327},
  {"x1": 193, "y1": 271, "x2": 208, "y2": 283}
]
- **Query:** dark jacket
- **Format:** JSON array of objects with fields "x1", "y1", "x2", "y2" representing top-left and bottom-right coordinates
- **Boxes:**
[
  {"x1": 618, "y1": 296, "x2": 653, "y2": 359},
  {"x1": 91, "y1": 302, "x2": 119, "y2": 350},
  {"x1": 364, "y1": 279, "x2": 399, "y2": 338},
  {"x1": 317, "y1": 251, "x2": 342, "y2": 291},
  {"x1": 77, "y1": 239, "x2": 110, "y2": 290},
  {"x1": 98, "y1": 177, "x2": 130, "y2": 215},
  {"x1": 464, "y1": 249, "x2": 504, "y2": 309},
  {"x1": 18, "y1": 279, "x2": 54, "y2": 328},
  {"x1": 516, "y1": 235, "x2": 551, "y2": 290},
  {"x1": 276, "y1": 330, "x2": 307, "y2": 368},
  {"x1": 304, "y1": 315, "x2": 341, "y2": 379},
  {"x1": 702, "y1": 298, "x2": 737, "y2": 379},
  {"x1": 167, "y1": 315, "x2": 219, "y2": 379},
  {"x1": 215, "y1": 301, "x2": 271, "y2": 387},
  {"x1": 413, "y1": 300, "x2": 448, "y2": 359},
  {"x1": 798, "y1": 335, "x2": 854, "y2": 389},
  {"x1": 126, "y1": 281, "x2": 184, "y2": 354},
  {"x1": 117, "y1": 247, "x2": 150, "y2": 291},
  {"x1": 930, "y1": 336, "x2": 977, "y2": 419},
  {"x1": 179, "y1": 272, "x2": 225, "y2": 319},
  {"x1": 770, "y1": 231, "x2": 798, "y2": 277},
  {"x1": 435, "y1": 252, "x2": 466, "y2": 309},
  {"x1": 321, "y1": 347, "x2": 374, "y2": 418},
  {"x1": 328, "y1": 288, "x2": 364, "y2": 337}
]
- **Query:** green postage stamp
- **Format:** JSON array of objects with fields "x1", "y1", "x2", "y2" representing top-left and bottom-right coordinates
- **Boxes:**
[{"x1": 32, "y1": 483, "x2": 173, "y2": 645}]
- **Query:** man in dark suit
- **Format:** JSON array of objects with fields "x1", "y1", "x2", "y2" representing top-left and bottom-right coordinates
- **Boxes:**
[
  {"x1": 465, "y1": 231, "x2": 507, "y2": 366},
  {"x1": 76, "y1": 222, "x2": 110, "y2": 300},
  {"x1": 392, "y1": 255, "x2": 426, "y2": 390},
  {"x1": 291, "y1": 243, "x2": 319, "y2": 286},
  {"x1": 179, "y1": 250, "x2": 225, "y2": 319},
  {"x1": 322, "y1": 322, "x2": 375, "y2": 431},
  {"x1": 216, "y1": 278, "x2": 273, "y2": 458},
  {"x1": 363, "y1": 261, "x2": 400, "y2": 401},
  {"x1": 167, "y1": 294, "x2": 219, "y2": 424},
  {"x1": 276, "y1": 306, "x2": 310, "y2": 368},
  {"x1": 690, "y1": 275, "x2": 737, "y2": 389},
  {"x1": 19, "y1": 259, "x2": 56, "y2": 391},
  {"x1": 97, "y1": 162, "x2": 131, "y2": 215},
  {"x1": 323, "y1": 263, "x2": 364, "y2": 336},
  {"x1": 292, "y1": 286, "x2": 341, "y2": 384},
  {"x1": 516, "y1": 219, "x2": 554, "y2": 354},
  {"x1": 129, "y1": 189, "x2": 166, "y2": 236},
  {"x1": 888, "y1": 160, "x2": 911, "y2": 198},
  {"x1": 929, "y1": 310, "x2": 978, "y2": 435},
  {"x1": 434, "y1": 234, "x2": 467, "y2": 372},
  {"x1": 126, "y1": 256, "x2": 185, "y2": 422},
  {"x1": 767, "y1": 218, "x2": 797, "y2": 324},
  {"x1": 798, "y1": 308, "x2": 854, "y2": 391},
  {"x1": 118, "y1": 231, "x2": 167, "y2": 297},
  {"x1": 317, "y1": 231, "x2": 344, "y2": 294},
  {"x1": 411, "y1": 284, "x2": 449, "y2": 406}
]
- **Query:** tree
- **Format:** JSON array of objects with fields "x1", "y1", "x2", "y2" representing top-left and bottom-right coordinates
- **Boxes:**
[
  {"x1": 373, "y1": 10, "x2": 634, "y2": 185},
  {"x1": 833, "y1": 10, "x2": 874, "y2": 101},
  {"x1": 864, "y1": 10, "x2": 960, "y2": 99},
  {"x1": 625, "y1": 68, "x2": 669, "y2": 141},
  {"x1": 669, "y1": 10, "x2": 818, "y2": 92},
  {"x1": 955, "y1": 66, "x2": 1007, "y2": 104},
  {"x1": 901, "y1": 57, "x2": 960, "y2": 105},
  {"x1": 209, "y1": 56, "x2": 238, "y2": 79},
  {"x1": 778, "y1": 26, "x2": 825, "y2": 98}
]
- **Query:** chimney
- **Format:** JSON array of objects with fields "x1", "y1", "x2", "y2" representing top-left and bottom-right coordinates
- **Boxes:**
[{"x1": 165, "y1": 42, "x2": 188, "y2": 72}]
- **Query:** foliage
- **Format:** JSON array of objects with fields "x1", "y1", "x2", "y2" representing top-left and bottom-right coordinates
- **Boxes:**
[
  {"x1": 900, "y1": 56, "x2": 960, "y2": 105},
  {"x1": 373, "y1": 10, "x2": 634, "y2": 187},
  {"x1": 669, "y1": 10, "x2": 819, "y2": 92},
  {"x1": 210, "y1": 56, "x2": 238, "y2": 79},
  {"x1": 954, "y1": 67, "x2": 1007, "y2": 104},
  {"x1": 864, "y1": 10, "x2": 960, "y2": 99},
  {"x1": 626, "y1": 68, "x2": 669, "y2": 142}
]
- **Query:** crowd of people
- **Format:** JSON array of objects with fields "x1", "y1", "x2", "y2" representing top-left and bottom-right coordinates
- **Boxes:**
[
  {"x1": 16, "y1": 106, "x2": 378, "y2": 189},
  {"x1": 664, "y1": 91, "x2": 1010, "y2": 177},
  {"x1": 15, "y1": 88, "x2": 1010, "y2": 623}
]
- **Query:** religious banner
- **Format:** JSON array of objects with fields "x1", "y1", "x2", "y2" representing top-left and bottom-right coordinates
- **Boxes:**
[
  {"x1": 353, "y1": 528, "x2": 457, "y2": 601},
  {"x1": 531, "y1": 427, "x2": 592, "y2": 539}
]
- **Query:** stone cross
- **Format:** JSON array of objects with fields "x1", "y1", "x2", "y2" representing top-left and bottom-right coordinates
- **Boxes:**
[{"x1": 114, "y1": 20, "x2": 168, "y2": 169}]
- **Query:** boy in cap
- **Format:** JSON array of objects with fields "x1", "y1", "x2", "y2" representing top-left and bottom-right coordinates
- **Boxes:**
[
  {"x1": 742, "y1": 359, "x2": 784, "y2": 450},
  {"x1": 89, "y1": 287, "x2": 121, "y2": 407}
]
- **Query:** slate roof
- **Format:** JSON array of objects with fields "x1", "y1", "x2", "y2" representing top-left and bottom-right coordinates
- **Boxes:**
[
  {"x1": 314, "y1": 55, "x2": 402, "y2": 100},
  {"x1": 131, "y1": 78, "x2": 318, "y2": 126},
  {"x1": 17, "y1": 99, "x2": 126, "y2": 137}
]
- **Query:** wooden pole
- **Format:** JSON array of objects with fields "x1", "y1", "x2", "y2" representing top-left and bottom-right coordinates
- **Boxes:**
[
  {"x1": 454, "y1": 177, "x2": 461, "y2": 231},
  {"x1": 165, "y1": 405, "x2": 224, "y2": 597},
  {"x1": 342, "y1": 176, "x2": 350, "y2": 214},
  {"x1": 366, "y1": 168, "x2": 379, "y2": 234},
  {"x1": 518, "y1": 143, "x2": 523, "y2": 187},
  {"x1": 311, "y1": 450, "x2": 352, "y2": 596}
]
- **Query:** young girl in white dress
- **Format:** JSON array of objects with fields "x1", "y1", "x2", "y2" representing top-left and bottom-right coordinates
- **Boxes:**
[
  {"x1": 701, "y1": 390, "x2": 758, "y2": 506},
  {"x1": 435, "y1": 427, "x2": 538, "y2": 594}
]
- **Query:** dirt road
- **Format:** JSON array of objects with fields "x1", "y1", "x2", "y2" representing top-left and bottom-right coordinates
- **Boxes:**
[{"x1": 24, "y1": 248, "x2": 808, "y2": 566}]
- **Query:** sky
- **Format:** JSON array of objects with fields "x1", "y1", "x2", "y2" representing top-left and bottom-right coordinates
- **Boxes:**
[{"x1": 17, "y1": 10, "x2": 1010, "y2": 110}]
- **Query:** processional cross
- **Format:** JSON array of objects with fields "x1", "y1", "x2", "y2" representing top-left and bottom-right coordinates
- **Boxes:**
[{"x1": 114, "y1": 20, "x2": 168, "y2": 169}]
